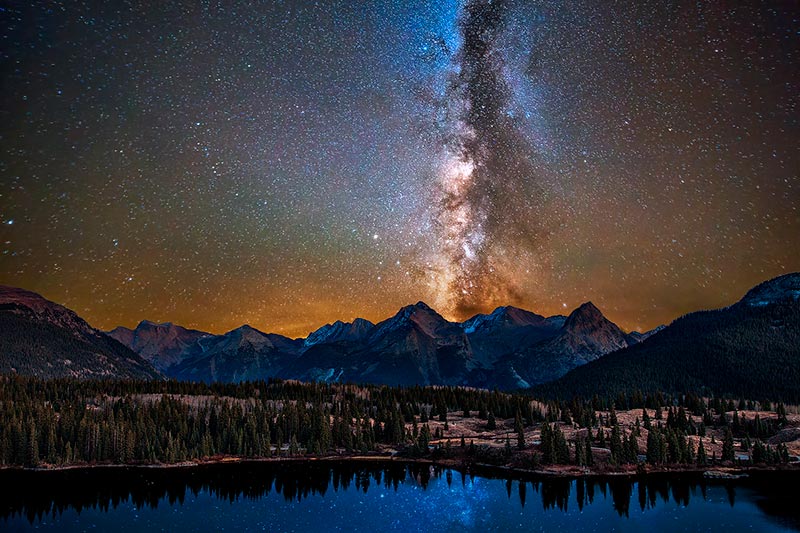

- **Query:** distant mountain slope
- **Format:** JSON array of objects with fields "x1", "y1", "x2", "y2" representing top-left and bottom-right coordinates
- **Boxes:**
[
  {"x1": 535, "y1": 273, "x2": 800, "y2": 402},
  {"x1": 303, "y1": 318, "x2": 374, "y2": 348},
  {"x1": 108, "y1": 321, "x2": 211, "y2": 371},
  {"x1": 462, "y1": 305, "x2": 550, "y2": 334},
  {"x1": 499, "y1": 302, "x2": 637, "y2": 389},
  {"x1": 461, "y1": 306, "x2": 563, "y2": 370},
  {"x1": 0, "y1": 286, "x2": 161, "y2": 379},
  {"x1": 283, "y1": 302, "x2": 474, "y2": 387},
  {"x1": 169, "y1": 325, "x2": 303, "y2": 383}
]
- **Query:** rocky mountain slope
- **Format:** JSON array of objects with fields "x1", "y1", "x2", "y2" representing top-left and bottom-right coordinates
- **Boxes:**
[
  {"x1": 282, "y1": 302, "x2": 474, "y2": 386},
  {"x1": 108, "y1": 321, "x2": 211, "y2": 371},
  {"x1": 493, "y1": 302, "x2": 637, "y2": 389},
  {"x1": 169, "y1": 325, "x2": 303, "y2": 383},
  {"x1": 303, "y1": 318, "x2": 374, "y2": 347}
]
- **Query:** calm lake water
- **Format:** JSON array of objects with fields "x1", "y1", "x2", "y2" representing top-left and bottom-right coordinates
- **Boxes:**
[{"x1": 0, "y1": 462, "x2": 798, "y2": 532}]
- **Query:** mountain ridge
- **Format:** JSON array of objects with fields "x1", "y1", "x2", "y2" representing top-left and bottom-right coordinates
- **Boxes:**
[
  {"x1": 108, "y1": 298, "x2": 649, "y2": 388},
  {"x1": 4, "y1": 272, "x2": 796, "y2": 393}
]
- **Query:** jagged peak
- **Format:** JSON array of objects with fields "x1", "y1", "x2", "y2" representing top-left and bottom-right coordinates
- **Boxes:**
[
  {"x1": 303, "y1": 317, "x2": 375, "y2": 347},
  {"x1": 130, "y1": 320, "x2": 210, "y2": 339},
  {"x1": 0, "y1": 285, "x2": 72, "y2": 315},
  {"x1": 369, "y1": 301, "x2": 451, "y2": 340},
  {"x1": 462, "y1": 305, "x2": 546, "y2": 334},
  {"x1": 0, "y1": 285, "x2": 96, "y2": 335},
  {"x1": 398, "y1": 301, "x2": 435, "y2": 313},
  {"x1": 232, "y1": 324, "x2": 264, "y2": 334},
  {"x1": 392, "y1": 301, "x2": 444, "y2": 323},
  {"x1": 138, "y1": 319, "x2": 175, "y2": 328},
  {"x1": 564, "y1": 302, "x2": 611, "y2": 331},
  {"x1": 574, "y1": 301, "x2": 601, "y2": 314}
]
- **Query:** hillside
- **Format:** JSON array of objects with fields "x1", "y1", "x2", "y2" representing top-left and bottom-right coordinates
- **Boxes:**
[
  {"x1": 0, "y1": 286, "x2": 161, "y2": 380},
  {"x1": 536, "y1": 273, "x2": 800, "y2": 401}
]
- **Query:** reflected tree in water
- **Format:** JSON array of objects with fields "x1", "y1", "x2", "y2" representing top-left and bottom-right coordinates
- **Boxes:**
[{"x1": 0, "y1": 464, "x2": 793, "y2": 527}]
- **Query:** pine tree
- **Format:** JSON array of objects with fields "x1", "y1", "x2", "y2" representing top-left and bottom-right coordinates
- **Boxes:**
[
  {"x1": 625, "y1": 433, "x2": 638, "y2": 463},
  {"x1": 646, "y1": 429, "x2": 663, "y2": 465},
  {"x1": 554, "y1": 426, "x2": 570, "y2": 464},
  {"x1": 584, "y1": 435, "x2": 594, "y2": 466},
  {"x1": 417, "y1": 424, "x2": 431, "y2": 452},
  {"x1": 64, "y1": 441, "x2": 74, "y2": 465},
  {"x1": 752, "y1": 440, "x2": 766, "y2": 464},
  {"x1": 777, "y1": 403, "x2": 788, "y2": 425},
  {"x1": 540, "y1": 423, "x2": 554, "y2": 464},
  {"x1": 26, "y1": 421, "x2": 39, "y2": 468},
  {"x1": 666, "y1": 429, "x2": 681, "y2": 463},
  {"x1": 264, "y1": 431, "x2": 272, "y2": 458},
  {"x1": 574, "y1": 437, "x2": 585, "y2": 466},
  {"x1": 721, "y1": 428, "x2": 735, "y2": 462},
  {"x1": 696, "y1": 438, "x2": 707, "y2": 466},
  {"x1": 609, "y1": 424, "x2": 623, "y2": 465},
  {"x1": 515, "y1": 411, "x2": 525, "y2": 450},
  {"x1": 487, "y1": 412, "x2": 496, "y2": 430}
]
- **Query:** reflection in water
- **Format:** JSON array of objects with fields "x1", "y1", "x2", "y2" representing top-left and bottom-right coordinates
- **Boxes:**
[{"x1": 0, "y1": 462, "x2": 798, "y2": 530}]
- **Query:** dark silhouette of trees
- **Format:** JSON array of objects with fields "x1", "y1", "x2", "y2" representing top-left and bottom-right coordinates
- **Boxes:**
[{"x1": 722, "y1": 428, "x2": 735, "y2": 462}]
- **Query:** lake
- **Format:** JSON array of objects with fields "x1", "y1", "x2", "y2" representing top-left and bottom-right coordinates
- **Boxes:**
[{"x1": 1, "y1": 461, "x2": 798, "y2": 532}]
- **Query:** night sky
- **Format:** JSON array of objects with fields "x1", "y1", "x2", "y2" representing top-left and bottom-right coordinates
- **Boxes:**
[{"x1": 1, "y1": 1, "x2": 798, "y2": 337}]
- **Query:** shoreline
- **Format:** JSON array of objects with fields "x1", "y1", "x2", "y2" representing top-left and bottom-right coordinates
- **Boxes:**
[{"x1": 2, "y1": 453, "x2": 798, "y2": 480}]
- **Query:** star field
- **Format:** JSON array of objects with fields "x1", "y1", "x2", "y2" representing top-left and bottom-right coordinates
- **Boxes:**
[{"x1": 1, "y1": 1, "x2": 798, "y2": 336}]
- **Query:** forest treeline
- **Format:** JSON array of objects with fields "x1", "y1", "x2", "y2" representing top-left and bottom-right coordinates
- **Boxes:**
[
  {"x1": 0, "y1": 376, "x2": 792, "y2": 469},
  {"x1": 0, "y1": 376, "x2": 538, "y2": 466}
]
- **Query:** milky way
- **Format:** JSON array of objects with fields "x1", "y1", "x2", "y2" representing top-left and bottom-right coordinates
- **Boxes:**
[
  {"x1": 0, "y1": 1, "x2": 798, "y2": 336},
  {"x1": 428, "y1": 0, "x2": 547, "y2": 317}
]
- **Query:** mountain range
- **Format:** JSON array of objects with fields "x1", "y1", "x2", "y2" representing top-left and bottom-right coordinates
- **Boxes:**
[
  {"x1": 106, "y1": 298, "x2": 643, "y2": 388},
  {"x1": 1, "y1": 272, "x2": 798, "y2": 399}
]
